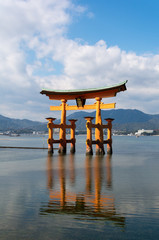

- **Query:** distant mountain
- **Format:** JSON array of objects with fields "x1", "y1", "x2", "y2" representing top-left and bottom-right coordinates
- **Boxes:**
[
  {"x1": 0, "y1": 114, "x2": 47, "y2": 133},
  {"x1": 1, "y1": 109, "x2": 159, "y2": 133},
  {"x1": 66, "y1": 109, "x2": 159, "y2": 132}
]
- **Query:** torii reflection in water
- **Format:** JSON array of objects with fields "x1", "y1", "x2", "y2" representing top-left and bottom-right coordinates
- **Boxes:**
[
  {"x1": 42, "y1": 153, "x2": 125, "y2": 227},
  {"x1": 85, "y1": 155, "x2": 113, "y2": 212}
]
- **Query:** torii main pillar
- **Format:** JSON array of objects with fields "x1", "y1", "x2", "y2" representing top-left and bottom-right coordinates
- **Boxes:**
[
  {"x1": 58, "y1": 99, "x2": 67, "y2": 154},
  {"x1": 95, "y1": 97, "x2": 105, "y2": 155}
]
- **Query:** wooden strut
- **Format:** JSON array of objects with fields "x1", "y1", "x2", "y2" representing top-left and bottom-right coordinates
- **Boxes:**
[{"x1": 50, "y1": 102, "x2": 116, "y2": 111}]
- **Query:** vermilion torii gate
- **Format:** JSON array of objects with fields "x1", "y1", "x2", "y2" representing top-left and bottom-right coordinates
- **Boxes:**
[{"x1": 40, "y1": 80, "x2": 127, "y2": 155}]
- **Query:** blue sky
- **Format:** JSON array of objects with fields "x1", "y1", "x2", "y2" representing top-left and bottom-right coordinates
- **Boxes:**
[
  {"x1": 70, "y1": 0, "x2": 159, "y2": 53},
  {"x1": 0, "y1": 0, "x2": 159, "y2": 121}
]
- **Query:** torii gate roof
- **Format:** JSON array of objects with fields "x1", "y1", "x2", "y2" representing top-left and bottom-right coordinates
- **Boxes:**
[{"x1": 40, "y1": 80, "x2": 127, "y2": 100}]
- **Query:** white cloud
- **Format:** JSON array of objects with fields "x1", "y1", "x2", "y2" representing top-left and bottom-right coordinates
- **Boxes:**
[
  {"x1": 0, "y1": 0, "x2": 159, "y2": 121},
  {"x1": 0, "y1": 0, "x2": 77, "y2": 120}
]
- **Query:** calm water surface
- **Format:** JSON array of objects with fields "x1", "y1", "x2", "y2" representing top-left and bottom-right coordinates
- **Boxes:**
[{"x1": 0, "y1": 135, "x2": 159, "y2": 239}]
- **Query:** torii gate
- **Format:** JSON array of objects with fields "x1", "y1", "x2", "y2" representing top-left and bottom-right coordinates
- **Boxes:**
[{"x1": 40, "y1": 80, "x2": 127, "y2": 155}]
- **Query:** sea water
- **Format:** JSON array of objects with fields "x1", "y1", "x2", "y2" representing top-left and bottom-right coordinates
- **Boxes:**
[{"x1": 0, "y1": 135, "x2": 159, "y2": 240}]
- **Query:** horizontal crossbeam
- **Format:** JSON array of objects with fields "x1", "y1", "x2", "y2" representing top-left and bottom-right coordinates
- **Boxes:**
[
  {"x1": 50, "y1": 103, "x2": 116, "y2": 111},
  {"x1": 91, "y1": 139, "x2": 111, "y2": 145},
  {"x1": 50, "y1": 139, "x2": 75, "y2": 144},
  {"x1": 47, "y1": 123, "x2": 75, "y2": 129}
]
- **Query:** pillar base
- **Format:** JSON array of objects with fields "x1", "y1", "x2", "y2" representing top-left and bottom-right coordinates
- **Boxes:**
[
  {"x1": 107, "y1": 146, "x2": 113, "y2": 155},
  {"x1": 48, "y1": 146, "x2": 53, "y2": 154},
  {"x1": 58, "y1": 146, "x2": 66, "y2": 155},
  {"x1": 70, "y1": 146, "x2": 75, "y2": 154},
  {"x1": 86, "y1": 147, "x2": 93, "y2": 155},
  {"x1": 96, "y1": 147, "x2": 105, "y2": 155}
]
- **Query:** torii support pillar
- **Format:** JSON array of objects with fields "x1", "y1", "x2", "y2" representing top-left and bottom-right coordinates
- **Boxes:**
[
  {"x1": 85, "y1": 117, "x2": 94, "y2": 155},
  {"x1": 95, "y1": 97, "x2": 105, "y2": 155},
  {"x1": 46, "y1": 117, "x2": 56, "y2": 154},
  {"x1": 106, "y1": 118, "x2": 114, "y2": 154},
  {"x1": 69, "y1": 119, "x2": 77, "y2": 154},
  {"x1": 58, "y1": 99, "x2": 67, "y2": 154}
]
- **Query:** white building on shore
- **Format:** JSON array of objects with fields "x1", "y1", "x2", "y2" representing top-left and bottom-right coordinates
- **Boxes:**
[{"x1": 135, "y1": 129, "x2": 154, "y2": 136}]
